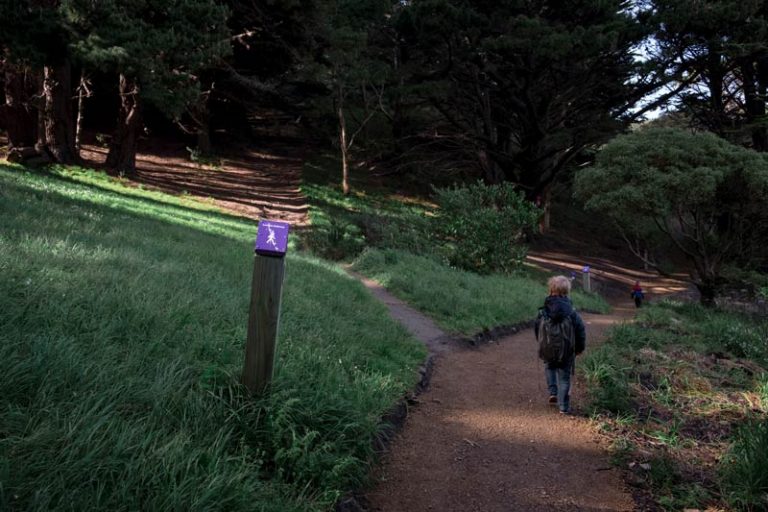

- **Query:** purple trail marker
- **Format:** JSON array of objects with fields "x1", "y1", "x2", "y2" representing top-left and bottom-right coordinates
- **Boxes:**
[
  {"x1": 254, "y1": 220, "x2": 290, "y2": 257},
  {"x1": 244, "y1": 219, "x2": 290, "y2": 394}
]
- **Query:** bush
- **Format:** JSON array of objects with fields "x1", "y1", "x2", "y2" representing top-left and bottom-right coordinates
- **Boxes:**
[
  {"x1": 719, "y1": 419, "x2": 768, "y2": 511},
  {"x1": 354, "y1": 212, "x2": 438, "y2": 257},
  {"x1": 432, "y1": 181, "x2": 540, "y2": 274},
  {"x1": 305, "y1": 217, "x2": 366, "y2": 260}
]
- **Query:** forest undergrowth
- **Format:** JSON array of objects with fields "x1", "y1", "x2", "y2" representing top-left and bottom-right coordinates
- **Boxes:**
[
  {"x1": 0, "y1": 163, "x2": 426, "y2": 511},
  {"x1": 582, "y1": 302, "x2": 768, "y2": 511}
]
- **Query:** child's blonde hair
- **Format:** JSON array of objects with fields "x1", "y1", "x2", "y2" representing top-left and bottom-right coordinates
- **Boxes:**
[{"x1": 548, "y1": 275, "x2": 571, "y2": 296}]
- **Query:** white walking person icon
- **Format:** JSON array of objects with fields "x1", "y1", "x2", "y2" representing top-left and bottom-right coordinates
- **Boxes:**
[{"x1": 266, "y1": 226, "x2": 278, "y2": 248}]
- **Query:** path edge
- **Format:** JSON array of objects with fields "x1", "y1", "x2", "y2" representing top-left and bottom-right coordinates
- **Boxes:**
[
  {"x1": 335, "y1": 353, "x2": 435, "y2": 512},
  {"x1": 334, "y1": 319, "x2": 538, "y2": 512}
]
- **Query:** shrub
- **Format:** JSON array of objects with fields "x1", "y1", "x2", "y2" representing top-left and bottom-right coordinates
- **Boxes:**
[
  {"x1": 432, "y1": 181, "x2": 540, "y2": 274},
  {"x1": 306, "y1": 217, "x2": 366, "y2": 260},
  {"x1": 354, "y1": 212, "x2": 438, "y2": 258},
  {"x1": 719, "y1": 419, "x2": 768, "y2": 511}
]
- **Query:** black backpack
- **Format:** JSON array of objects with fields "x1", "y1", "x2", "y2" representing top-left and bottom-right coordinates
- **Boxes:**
[{"x1": 536, "y1": 308, "x2": 575, "y2": 365}]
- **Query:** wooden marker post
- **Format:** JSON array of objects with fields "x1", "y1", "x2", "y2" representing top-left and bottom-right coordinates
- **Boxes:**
[
  {"x1": 582, "y1": 265, "x2": 592, "y2": 293},
  {"x1": 243, "y1": 220, "x2": 290, "y2": 394}
]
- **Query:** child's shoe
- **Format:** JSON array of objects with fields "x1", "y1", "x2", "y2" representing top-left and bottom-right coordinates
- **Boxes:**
[{"x1": 548, "y1": 395, "x2": 557, "y2": 404}]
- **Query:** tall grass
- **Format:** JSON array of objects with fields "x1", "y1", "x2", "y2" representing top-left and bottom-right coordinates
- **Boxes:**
[
  {"x1": 580, "y1": 341, "x2": 632, "y2": 414},
  {"x1": 582, "y1": 300, "x2": 768, "y2": 510},
  {"x1": 719, "y1": 419, "x2": 768, "y2": 511},
  {"x1": 0, "y1": 164, "x2": 426, "y2": 511},
  {"x1": 301, "y1": 159, "x2": 434, "y2": 261},
  {"x1": 352, "y1": 248, "x2": 609, "y2": 335},
  {"x1": 640, "y1": 300, "x2": 768, "y2": 364}
]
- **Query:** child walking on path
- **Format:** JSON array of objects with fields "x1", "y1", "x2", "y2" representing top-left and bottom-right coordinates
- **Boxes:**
[
  {"x1": 535, "y1": 276, "x2": 586, "y2": 414},
  {"x1": 631, "y1": 281, "x2": 645, "y2": 307}
]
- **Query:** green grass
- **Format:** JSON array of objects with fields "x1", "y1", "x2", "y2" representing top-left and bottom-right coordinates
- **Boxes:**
[
  {"x1": 581, "y1": 300, "x2": 768, "y2": 511},
  {"x1": 301, "y1": 156, "x2": 434, "y2": 261},
  {"x1": 0, "y1": 163, "x2": 426, "y2": 511},
  {"x1": 352, "y1": 248, "x2": 609, "y2": 336},
  {"x1": 719, "y1": 419, "x2": 768, "y2": 511},
  {"x1": 303, "y1": 157, "x2": 608, "y2": 335}
]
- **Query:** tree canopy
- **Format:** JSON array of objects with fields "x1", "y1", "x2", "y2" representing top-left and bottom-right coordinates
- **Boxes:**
[
  {"x1": 392, "y1": 0, "x2": 647, "y2": 200},
  {"x1": 574, "y1": 126, "x2": 768, "y2": 304}
]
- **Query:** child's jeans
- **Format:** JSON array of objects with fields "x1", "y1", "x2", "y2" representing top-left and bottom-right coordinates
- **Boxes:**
[{"x1": 545, "y1": 361, "x2": 572, "y2": 412}]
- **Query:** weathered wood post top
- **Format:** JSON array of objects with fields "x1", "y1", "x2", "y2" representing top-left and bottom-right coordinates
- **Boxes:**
[{"x1": 243, "y1": 219, "x2": 290, "y2": 394}]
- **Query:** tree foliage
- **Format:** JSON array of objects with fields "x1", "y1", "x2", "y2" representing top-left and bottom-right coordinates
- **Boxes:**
[
  {"x1": 575, "y1": 127, "x2": 768, "y2": 304},
  {"x1": 64, "y1": 0, "x2": 230, "y2": 172},
  {"x1": 393, "y1": 0, "x2": 646, "y2": 198},
  {"x1": 65, "y1": 0, "x2": 230, "y2": 117},
  {"x1": 647, "y1": 0, "x2": 768, "y2": 150},
  {"x1": 433, "y1": 181, "x2": 540, "y2": 274}
]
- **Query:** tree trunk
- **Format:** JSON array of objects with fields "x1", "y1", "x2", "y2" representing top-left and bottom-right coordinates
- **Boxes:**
[
  {"x1": 2, "y1": 63, "x2": 37, "y2": 148},
  {"x1": 106, "y1": 75, "x2": 142, "y2": 174},
  {"x1": 36, "y1": 102, "x2": 47, "y2": 152},
  {"x1": 197, "y1": 128, "x2": 211, "y2": 156},
  {"x1": 696, "y1": 280, "x2": 718, "y2": 307},
  {"x1": 33, "y1": 69, "x2": 47, "y2": 152},
  {"x1": 478, "y1": 148, "x2": 504, "y2": 184},
  {"x1": 706, "y1": 48, "x2": 726, "y2": 136},
  {"x1": 739, "y1": 57, "x2": 768, "y2": 152},
  {"x1": 43, "y1": 60, "x2": 78, "y2": 163},
  {"x1": 338, "y1": 97, "x2": 350, "y2": 195},
  {"x1": 191, "y1": 90, "x2": 212, "y2": 155},
  {"x1": 75, "y1": 72, "x2": 90, "y2": 150},
  {"x1": 538, "y1": 186, "x2": 552, "y2": 233},
  {"x1": 753, "y1": 55, "x2": 768, "y2": 152}
]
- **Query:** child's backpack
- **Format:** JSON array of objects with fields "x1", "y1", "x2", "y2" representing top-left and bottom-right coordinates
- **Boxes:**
[{"x1": 536, "y1": 309, "x2": 575, "y2": 365}]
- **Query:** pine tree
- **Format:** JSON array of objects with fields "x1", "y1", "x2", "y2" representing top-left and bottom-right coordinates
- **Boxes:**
[
  {"x1": 1, "y1": 0, "x2": 78, "y2": 163},
  {"x1": 64, "y1": 0, "x2": 230, "y2": 173},
  {"x1": 323, "y1": 0, "x2": 393, "y2": 194},
  {"x1": 394, "y1": 0, "x2": 645, "y2": 215},
  {"x1": 649, "y1": 0, "x2": 768, "y2": 150}
]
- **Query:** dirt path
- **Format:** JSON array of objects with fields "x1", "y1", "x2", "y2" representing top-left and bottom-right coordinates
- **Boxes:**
[
  {"x1": 80, "y1": 142, "x2": 309, "y2": 226},
  {"x1": 73, "y1": 140, "x2": 682, "y2": 510},
  {"x1": 360, "y1": 277, "x2": 638, "y2": 511}
]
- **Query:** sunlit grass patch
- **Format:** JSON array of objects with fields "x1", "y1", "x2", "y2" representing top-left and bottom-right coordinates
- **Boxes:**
[
  {"x1": 0, "y1": 163, "x2": 426, "y2": 511},
  {"x1": 352, "y1": 248, "x2": 609, "y2": 336}
]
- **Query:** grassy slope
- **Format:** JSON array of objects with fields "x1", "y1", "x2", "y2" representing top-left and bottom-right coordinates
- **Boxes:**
[
  {"x1": 581, "y1": 301, "x2": 768, "y2": 510},
  {"x1": 353, "y1": 248, "x2": 609, "y2": 336},
  {"x1": 302, "y1": 159, "x2": 608, "y2": 336},
  {"x1": 0, "y1": 164, "x2": 426, "y2": 511},
  {"x1": 301, "y1": 157, "x2": 433, "y2": 260}
]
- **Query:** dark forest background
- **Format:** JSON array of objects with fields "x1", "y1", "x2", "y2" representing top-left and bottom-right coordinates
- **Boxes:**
[{"x1": 4, "y1": 1, "x2": 768, "y2": 198}]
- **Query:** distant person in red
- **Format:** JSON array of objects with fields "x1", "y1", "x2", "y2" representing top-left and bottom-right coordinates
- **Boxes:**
[{"x1": 631, "y1": 281, "x2": 644, "y2": 307}]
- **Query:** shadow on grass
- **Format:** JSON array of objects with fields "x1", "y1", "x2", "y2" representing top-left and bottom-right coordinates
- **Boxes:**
[
  {"x1": 81, "y1": 144, "x2": 309, "y2": 224},
  {"x1": 1, "y1": 164, "x2": 259, "y2": 240}
]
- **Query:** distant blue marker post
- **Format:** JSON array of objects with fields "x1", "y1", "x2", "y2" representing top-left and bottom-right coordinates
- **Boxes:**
[
  {"x1": 582, "y1": 265, "x2": 591, "y2": 293},
  {"x1": 243, "y1": 220, "x2": 290, "y2": 394}
]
